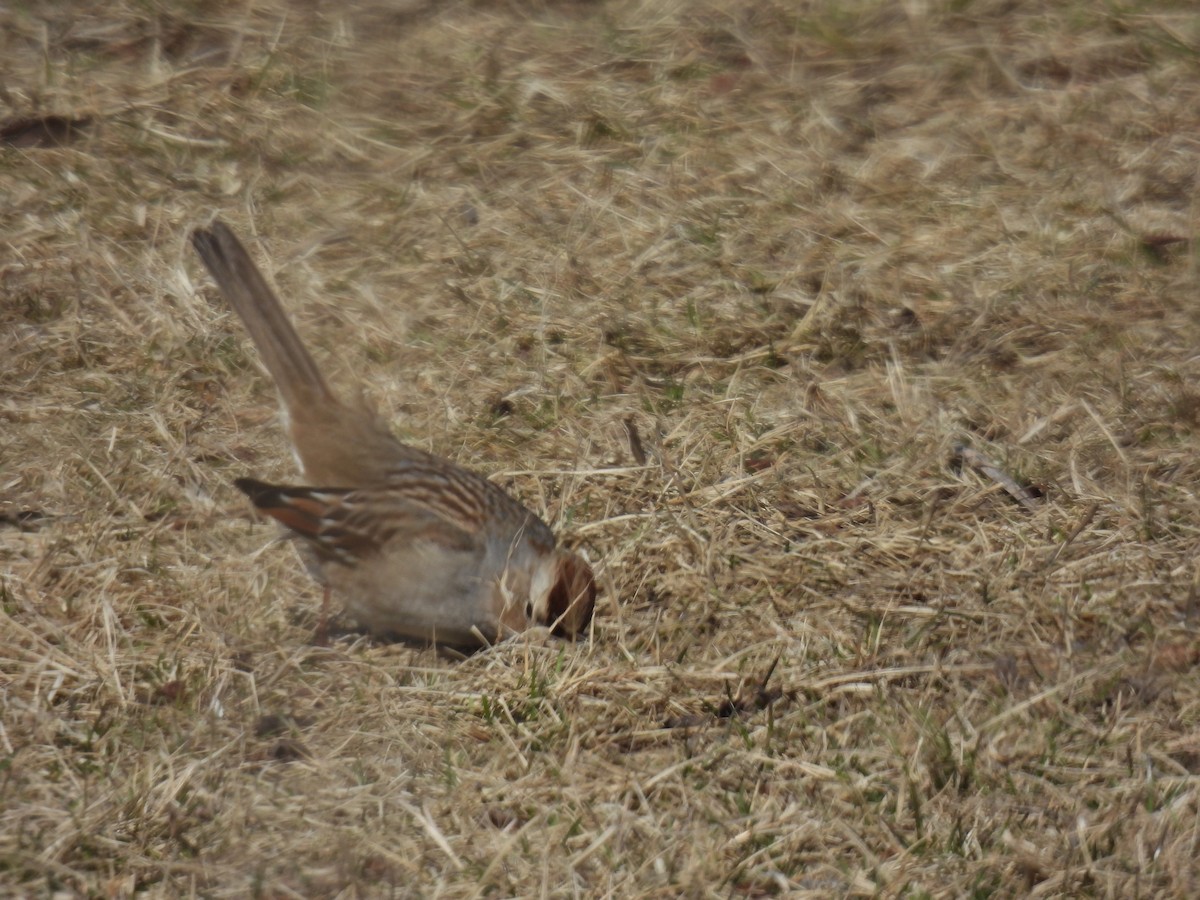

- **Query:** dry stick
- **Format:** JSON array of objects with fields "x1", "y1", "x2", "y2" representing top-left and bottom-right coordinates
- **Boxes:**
[
  {"x1": 650, "y1": 432, "x2": 719, "y2": 591},
  {"x1": 1080, "y1": 399, "x2": 1130, "y2": 467},
  {"x1": 915, "y1": 486, "x2": 951, "y2": 552},
  {"x1": 624, "y1": 417, "x2": 647, "y2": 465},
  {"x1": 719, "y1": 654, "x2": 784, "y2": 718},
  {"x1": 1042, "y1": 501, "x2": 1100, "y2": 573},
  {"x1": 394, "y1": 799, "x2": 464, "y2": 871},
  {"x1": 954, "y1": 444, "x2": 1041, "y2": 510},
  {"x1": 805, "y1": 663, "x2": 993, "y2": 692},
  {"x1": 901, "y1": 487, "x2": 952, "y2": 614}
]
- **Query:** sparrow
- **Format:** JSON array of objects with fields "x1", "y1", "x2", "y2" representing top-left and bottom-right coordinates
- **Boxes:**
[{"x1": 190, "y1": 220, "x2": 595, "y2": 647}]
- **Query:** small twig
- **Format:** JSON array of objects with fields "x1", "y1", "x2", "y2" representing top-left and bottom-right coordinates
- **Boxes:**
[
  {"x1": 624, "y1": 417, "x2": 647, "y2": 465},
  {"x1": 953, "y1": 444, "x2": 1041, "y2": 510},
  {"x1": 1042, "y1": 501, "x2": 1100, "y2": 571},
  {"x1": 916, "y1": 486, "x2": 952, "y2": 551},
  {"x1": 664, "y1": 655, "x2": 786, "y2": 728}
]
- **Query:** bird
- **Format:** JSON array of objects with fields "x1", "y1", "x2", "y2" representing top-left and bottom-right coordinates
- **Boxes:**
[{"x1": 190, "y1": 219, "x2": 595, "y2": 648}]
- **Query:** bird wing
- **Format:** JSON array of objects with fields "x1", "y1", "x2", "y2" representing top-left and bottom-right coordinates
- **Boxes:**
[{"x1": 234, "y1": 477, "x2": 481, "y2": 564}]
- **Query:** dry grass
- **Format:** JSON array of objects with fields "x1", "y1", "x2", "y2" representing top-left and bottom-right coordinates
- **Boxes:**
[{"x1": 3, "y1": 0, "x2": 1200, "y2": 896}]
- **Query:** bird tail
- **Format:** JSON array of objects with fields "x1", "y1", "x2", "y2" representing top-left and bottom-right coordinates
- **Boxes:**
[{"x1": 192, "y1": 220, "x2": 334, "y2": 411}]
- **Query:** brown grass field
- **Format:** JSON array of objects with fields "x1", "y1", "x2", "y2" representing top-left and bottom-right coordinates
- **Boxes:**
[{"x1": 3, "y1": 0, "x2": 1200, "y2": 896}]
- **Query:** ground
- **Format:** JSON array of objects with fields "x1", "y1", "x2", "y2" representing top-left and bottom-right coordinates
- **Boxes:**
[{"x1": 2, "y1": 0, "x2": 1199, "y2": 897}]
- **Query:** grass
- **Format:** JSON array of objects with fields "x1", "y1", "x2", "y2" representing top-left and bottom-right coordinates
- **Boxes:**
[{"x1": 3, "y1": 0, "x2": 1200, "y2": 896}]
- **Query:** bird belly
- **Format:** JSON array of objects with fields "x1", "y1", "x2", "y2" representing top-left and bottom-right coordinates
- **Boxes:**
[{"x1": 325, "y1": 540, "x2": 528, "y2": 646}]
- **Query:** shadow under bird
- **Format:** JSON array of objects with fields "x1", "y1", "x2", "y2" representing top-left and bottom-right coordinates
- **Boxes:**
[{"x1": 191, "y1": 220, "x2": 596, "y2": 647}]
